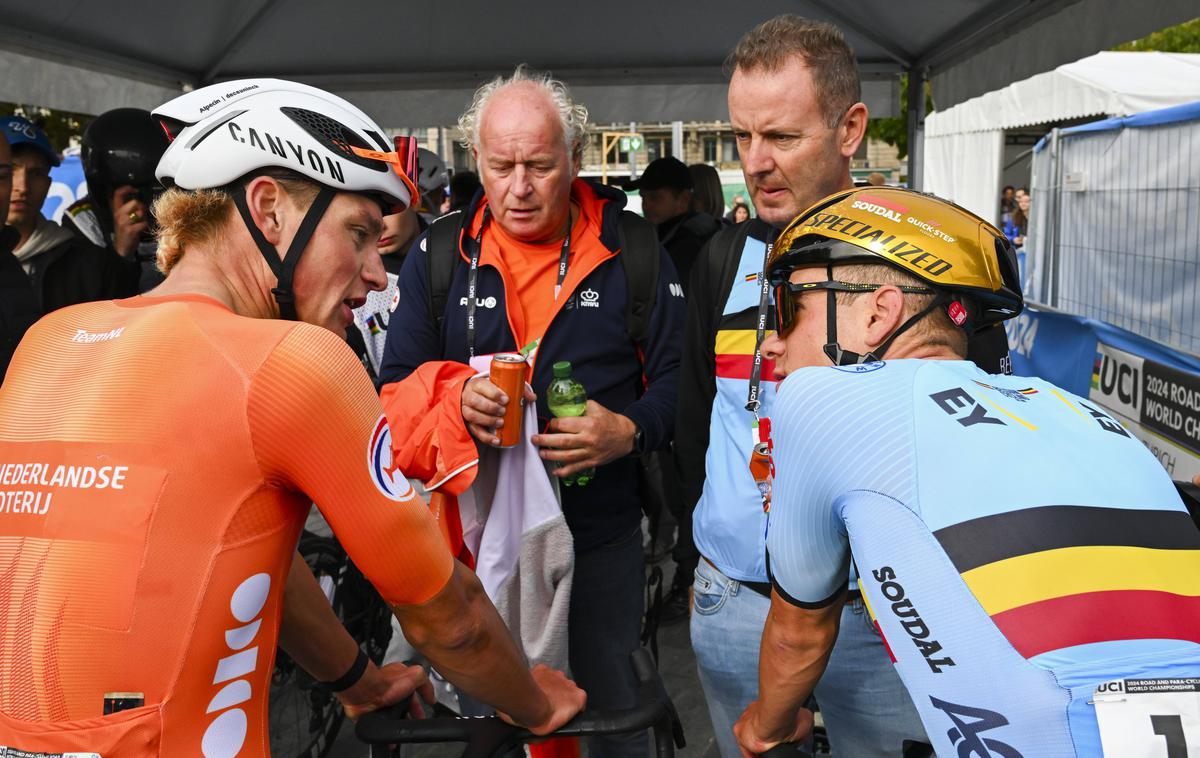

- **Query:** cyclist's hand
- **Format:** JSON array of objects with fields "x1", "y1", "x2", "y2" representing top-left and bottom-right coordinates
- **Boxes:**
[
  {"x1": 733, "y1": 700, "x2": 813, "y2": 757},
  {"x1": 111, "y1": 186, "x2": 149, "y2": 258},
  {"x1": 461, "y1": 375, "x2": 535, "y2": 447},
  {"x1": 337, "y1": 661, "x2": 435, "y2": 722},
  {"x1": 498, "y1": 664, "x2": 586, "y2": 736}
]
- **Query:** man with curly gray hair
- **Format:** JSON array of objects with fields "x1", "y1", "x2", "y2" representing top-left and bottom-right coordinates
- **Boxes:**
[{"x1": 378, "y1": 67, "x2": 686, "y2": 758}]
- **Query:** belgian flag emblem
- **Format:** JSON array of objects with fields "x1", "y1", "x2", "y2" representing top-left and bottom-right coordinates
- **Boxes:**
[{"x1": 933, "y1": 506, "x2": 1200, "y2": 658}]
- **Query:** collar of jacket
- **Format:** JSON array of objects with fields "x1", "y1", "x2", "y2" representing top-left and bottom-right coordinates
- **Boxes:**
[{"x1": 454, "y1": 178, "x2": 630, "y2": 260}]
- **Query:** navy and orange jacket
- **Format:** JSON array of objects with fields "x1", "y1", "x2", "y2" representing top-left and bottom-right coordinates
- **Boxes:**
[{"x1": 379, "y1": 180, "x2": 684, "y2": 551}]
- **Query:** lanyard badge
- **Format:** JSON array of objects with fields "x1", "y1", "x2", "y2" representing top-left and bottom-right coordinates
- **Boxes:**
[{"x1": 749, "y1": 417, "x2": 774, "y2": 512}]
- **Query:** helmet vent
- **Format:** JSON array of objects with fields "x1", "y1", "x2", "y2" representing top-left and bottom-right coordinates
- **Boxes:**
[{"x1": 281, "y1": 107, "x2": 385, "y2": 172}]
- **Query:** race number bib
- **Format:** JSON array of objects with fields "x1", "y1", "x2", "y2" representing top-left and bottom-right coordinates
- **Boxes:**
[{"x1": 1094, "y1": 678, "x2": 1200, "y2": 756}]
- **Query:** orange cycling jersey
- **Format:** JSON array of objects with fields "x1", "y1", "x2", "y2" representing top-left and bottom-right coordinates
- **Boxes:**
[{"x1": 0, "y1": 293, "x2": 454, "y2": 756}]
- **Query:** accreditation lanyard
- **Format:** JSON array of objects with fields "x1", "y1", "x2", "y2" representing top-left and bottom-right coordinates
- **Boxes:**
[
  {"x1": 744, "y1": 242, "x2": 774, "y2": 419},
  {"x1": 745, "y1": 242, "x2": 775, "y2": 511},
  {"x1": 466, "y1": 209, "x2": 573, "y2": 359}
]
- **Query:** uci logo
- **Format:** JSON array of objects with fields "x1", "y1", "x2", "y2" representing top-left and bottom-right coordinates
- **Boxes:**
[
  {"x1": 459, "y1": 296, "x2": 497, "y2": 309},
  {"x1": 580, "y1": 289, "x2": 601, "y2": 308}
]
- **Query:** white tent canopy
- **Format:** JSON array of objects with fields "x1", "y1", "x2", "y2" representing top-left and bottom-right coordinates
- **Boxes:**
[
  {"x1": 924, "y1": 51, "x2": 1200, "y2": 220},
  {"x1": 1, "y1": 0, "x2": 1196, "y2": 131}
]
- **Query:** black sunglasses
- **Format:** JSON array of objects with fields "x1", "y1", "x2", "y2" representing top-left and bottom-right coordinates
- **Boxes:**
[{"x1": 772, "y1": 279, "x2": 933, "y2": 335}]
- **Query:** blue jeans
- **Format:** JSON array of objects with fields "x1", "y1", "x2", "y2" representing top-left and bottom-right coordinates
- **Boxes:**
[
  {"x1": 568, "y1": 526, "x2": 648, "y2": 758},
  {"x1": 690, "y1": 559, "x2": 927, "y2": 758}
]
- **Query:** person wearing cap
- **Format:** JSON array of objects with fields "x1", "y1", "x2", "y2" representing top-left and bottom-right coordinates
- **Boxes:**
[
  {"x1": 2, "y1": 115, "x2": 137, "y2": 321},
  {"x1": 0, "y1": 130, "x2": 41, "y2": 378},
  {"x1": 734, "y1": 186, "x2": 1200, "y2": 758},
  {"x1": 632, "y1": 156, "x2": 720, "y2": 293}
]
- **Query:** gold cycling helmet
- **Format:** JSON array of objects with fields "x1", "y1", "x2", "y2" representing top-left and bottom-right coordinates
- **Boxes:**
[{"x1": 767, "y1": 186, "x2": 1023, "y2": 365}]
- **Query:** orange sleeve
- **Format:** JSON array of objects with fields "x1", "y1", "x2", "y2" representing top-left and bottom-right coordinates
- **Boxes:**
[
  {"x1": 379, "y1": 361, "x2": 480, "y2": 495},
  {"x1": 247, "y1": 325, "x2": 454, "y2": 606}
]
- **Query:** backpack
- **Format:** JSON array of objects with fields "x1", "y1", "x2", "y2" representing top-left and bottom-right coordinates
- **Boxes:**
[{"x1": 425, "y1": 209, "x2": 661, "y2": 345}]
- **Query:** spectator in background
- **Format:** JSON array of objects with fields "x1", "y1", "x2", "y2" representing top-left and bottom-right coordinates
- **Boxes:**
[
  {"x1": 3, "y1": 116, "x2": 137, "y2": 316},
  {"x1": 725, "y1": 192, "x2": 747, "y2": 223},
  {"x1": 633, "y1": 156, "x2": 720, "y2": 294},
  {"x1": 349, "y1": 200, "x2": 428, "y2": 384},
  {"x1": 1000, "y1": 184, "x2": 1016, "y2": 226},
  {"x1": 0, "y1": 131, "x2": 40, "y2": 379},
  {"x1": 449, "y1": 170, "x2": 482, "y2": 212},
  {"x1": 62, "y1": 108, "x2": 168, "y2": 292},
  {"x1": 1006, "y1": 189, "x2": 1030, "y2": 248},
  {"x1": 689, "y1": 163, "x2": 726, "y2": 223},
  {"x1": 866, "y1": 171, "x2": 886, "y2": 186},
  {"x1": 731, "y1": 202, "x2": 750, "y2": 224}
]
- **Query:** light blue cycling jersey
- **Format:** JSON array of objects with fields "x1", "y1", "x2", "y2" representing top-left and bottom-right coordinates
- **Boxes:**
[{"x1": 767, "y1": 359, "x2": 1200, "y2": 757}]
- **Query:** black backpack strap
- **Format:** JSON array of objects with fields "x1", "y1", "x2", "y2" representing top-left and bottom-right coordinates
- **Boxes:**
[
  {"x1": 426, "y1": 210, "x2": 464, "y2": 336},
  {"x1": 704, "y1": 220, "x2": 759, "y2": 330},
  {"x1": 616, "y1": 210, "x2": 660, "y2": 345}
]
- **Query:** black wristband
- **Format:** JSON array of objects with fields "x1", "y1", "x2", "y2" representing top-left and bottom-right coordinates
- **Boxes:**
[{"x1": 322, "y1": 648, "x2": 369, "y2": 693}]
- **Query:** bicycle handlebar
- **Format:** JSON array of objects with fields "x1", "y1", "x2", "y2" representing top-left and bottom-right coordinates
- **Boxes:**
[{"x1": 356, "y1": 648, "x2": 685, "y2": 758}]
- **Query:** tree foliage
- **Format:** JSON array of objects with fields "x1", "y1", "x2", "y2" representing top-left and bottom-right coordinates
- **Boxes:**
[
  {"x1": 1114, "y1": 17, "x2": 1200, "y2": 53},
  {"x1": 865, "y1": 74, "x2": 933, "y2": 161}
]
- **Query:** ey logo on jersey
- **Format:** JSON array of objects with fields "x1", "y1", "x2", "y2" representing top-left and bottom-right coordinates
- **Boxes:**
[{"x1": 368, "y1": 416, "x2": 412, "y2": 501}]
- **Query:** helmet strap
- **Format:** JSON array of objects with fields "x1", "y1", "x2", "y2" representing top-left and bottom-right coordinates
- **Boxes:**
[
  {"x1": 821, "y1": 263, "x2": 951, "y2": 366},
  {"x1": 822, "y1": 264, "x2": 879, "y2": 366},
  {"x1": 232, "y1": 183, "x2": 336, "y2": 322}
]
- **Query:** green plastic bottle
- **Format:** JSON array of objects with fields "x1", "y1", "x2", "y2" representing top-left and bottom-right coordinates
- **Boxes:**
[{"x1": 546, "y1": 361, "x2": 594, "y2": 486}]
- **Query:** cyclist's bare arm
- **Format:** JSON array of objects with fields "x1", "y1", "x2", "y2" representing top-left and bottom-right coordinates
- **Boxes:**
[
  {"x1": 396, "y1": 561, "x2": 586, "y2": 735},
  {"x1": 278, "y1": 552, "x2": 434, "y2": 720},
  {"x1": 278, "y1": 552, "x2": 362, "y2": 681},
  {"x1": 733, "y1": 590, "x2": 844, "y2": 755}
]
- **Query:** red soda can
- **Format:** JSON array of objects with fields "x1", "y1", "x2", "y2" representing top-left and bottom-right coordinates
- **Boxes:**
[{"x1": 489, "y1": 353, "x2": 528, "y2": 448}]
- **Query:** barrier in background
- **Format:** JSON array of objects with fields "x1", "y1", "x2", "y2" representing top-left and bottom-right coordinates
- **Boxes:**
[
  {"x1": 1028, "y1": 100, "x2": 1200, "y2": 356},
  {"x1": 1008, "y1": 304, "x2": 1200, "y2": 481}
]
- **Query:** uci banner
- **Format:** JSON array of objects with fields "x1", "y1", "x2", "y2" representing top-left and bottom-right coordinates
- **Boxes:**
[{"x1": 1008, "y1": 306, "x2": 1200, "y2": 482}]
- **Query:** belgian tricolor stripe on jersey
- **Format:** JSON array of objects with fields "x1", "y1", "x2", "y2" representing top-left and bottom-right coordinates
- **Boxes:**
[
  {"x1": 934, "y1": 506, "x2": 1200, "y2": 658},
  {"x1": 715, "y1": 325, "x2": 776, "y2": 381}
]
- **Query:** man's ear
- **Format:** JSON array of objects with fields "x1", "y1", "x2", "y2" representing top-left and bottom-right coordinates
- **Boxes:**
[
  {"x1": 570, "y1": 141, "x2": 583, "y2": 178},
  {"x1": 243, "y1": 175, "x2": 286, "y2": 248},
  {"x1": 839, "y1": 102, "x2": 869, "y2": 159},
  {"x1": 862, "y1": 285, "x2": 907, "y2": 349}
]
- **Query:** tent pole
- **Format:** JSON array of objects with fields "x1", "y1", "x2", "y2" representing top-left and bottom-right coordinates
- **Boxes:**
[{"x1": 906, "y1": 67, "x2": 926, "y2": 190}]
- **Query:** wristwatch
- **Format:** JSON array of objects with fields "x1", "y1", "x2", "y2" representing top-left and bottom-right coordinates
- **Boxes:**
[{"x1": 631, "y1": 422, "x2": 646, "y2": 456}]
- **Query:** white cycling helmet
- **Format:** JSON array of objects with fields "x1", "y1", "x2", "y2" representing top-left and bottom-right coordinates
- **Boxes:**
[{"x1": 152, "y1": 78, "x2": 417, "y2": 320}]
